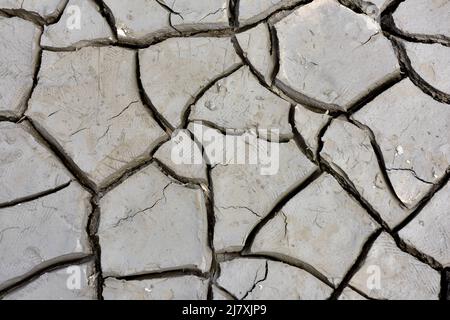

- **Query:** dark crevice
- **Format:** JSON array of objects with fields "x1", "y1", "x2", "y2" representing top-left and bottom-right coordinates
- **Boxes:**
[
  {"x1": 115, "y1": 28, "x2": 236, "y2": 49},
  {"x1": 25, "y1": 118, "x2": 97, "y2": 193},
  {"x1": 0, "y1": 1, "x2": 65, "y2": 26},
  {"x1": 319, "y1": 158, "x2": 391, "y2": 231},
  {"x1": 389, "y1": 37, "x2": 450, "y2": 104},
  {"x1": 19, "y1": 25, "x2": 43, "y2": 117},
  {"x1": 386, "y1": 167, "x2": 435, "y2": 185},
  {"x1": 2, "y1": 0, "x2": 447, "y2": 300},
  {"x1": 0, "y1": 254, "x2": 93, "y2": 297},
  {"x1": 380, "y1": 0, "x2": 450, "y2": 47},
  {"x1": 231, "y1": 33, "x2": 306, "y2": 115},
  {"x1": 240, "y1": 261, "x2": 268, "y2": 300},
  {"x1": 40, "y1": 30, "x2": 234, "y2": 51},
  {"x1": 16, "y1": 0, "x2": 312, "y2": 51},
  {"x1": 180, "y1": 63, "x2": 244, "y2": 129},
  {"x1": 316, "y1": 111, "x2": 408, "y2": 245},
  {"x1": 380, "y1": 0, "x2": 405, "y2": 16},
  {"x1": 135, "y1": 51, "x2": 174, "y2": 135},
  {"x1": 81, "y1": 0, "x2": 312, "y2": 49},
  {"x1": 319, "y1": 128, "x2": 446, "y2": 274},
  {"x1": 152, "y1": 158, "x2": 207, "y2": 186},
  {"x1": 231, "y1": 35, "x2": 268, "y2": 87},
  {"x1": 349, "y1": 118, "x2": 408, "y2": 210},
  {"x1": 87, "y1": 195, "x2": 104, "y2": 300},
  {"x1": 216, "y1": 252, "x2": 242, "y2": 263},
  {"x1": 95, "y1": 137, "x2": 168, "y2": 195},
  {"x1": 321, "y1": 154, "x2": 445, "y2": 273},
  {"x1": 336, "y1": 0, "x2": 365, "y2": 14},
  {"x1": 268, "y1": 23, "x2": 280, "y2": 85},
  {"x1": 318, "y1": 117, "x2": 408, "y2": 228},
  {"x1": 315, "y1": 117, "x2": 334, "y2": 168},
  {"x1": 109, "y1": 268, "x2": 207, "y2": 282},
  {"x1": 346, "y1": 284, "x2": 378, "y2": 300},
  {"x1": 347, "y1": 70, "x2": 405, "y2": 115},
  {"x1": 55, "y1": 1, "x2": 71, "y2": 24},
  {"x1": 289, "y1": 104, "x2": 316, "y2": 162},
  {"x1": 392, "y1": 234, "x2": 443, "y2": 271},
  {"x1": 238, "y1": 0, "x2": 313, "y2": 31},
  {"x1": 275, "y1": 68, "x2": 403, "y2": 117},
  {"x1": 217, "y1": 252, "x2": 334, "y2": 290},
  {"x1": 228, "y1": 0, "x2": 239, "y2": 28},
  {"x1": 242, "y1": 169, "x2": 323, "y2": 251},
  {"x1": 231, "y1": 21, "x2": 280, "y2": 89},
  {"x1": 174, "y1": 126, "x2": 219, "y2": 300},
  {"x1": 274, "y1": 79, "x2": 345, "y2": 114},
  {"x1": 204, "y1": 151, "x2": 219, "y2": 301},
  {"x1": 246, "y1": 252, "x2": 334, "y2": 289},
  {"x1": 329, "y1": 229, "x2": 382, "y2": 300},
  {"x1": 188, "y1": 119, "x2": 292, "y2": 143},
  {"x1": 212, "y1": 283, "x2": 238, "y2": 300},
  {"x1": 96, "y1": 156, "x2": 156, "y2": 198},
  {"x1": 45, "y1": 0, "x2": 70, "y2": 25},
  {"x1": 441, "y1": 268, "x2": 450, "y2": 300},
  {"x1": 156, "y1": 0, "x2": 184, "y2": 34},
  {"x1": 0, "y1": 114, "x2": 20, "y2": 122},
  {"x1": 155, "y1": 0, "x2": 181, "y2": 16},
  {"x1": 0, "y1": 181, "x2": 71, "y2": 210},
  {"x1": 93, "y1": 0, "x2": 118, "y2": 41},
  {"x1": 393, "y1": 169, "x2": 450, "y2": 233}
]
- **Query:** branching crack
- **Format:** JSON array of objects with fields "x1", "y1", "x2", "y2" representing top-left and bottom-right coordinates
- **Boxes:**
[
  {"x1": 240, "y1": 261, "x2": 268, "y2": 300},
  {"x1": 110, "y1": 182, "x2": 172, "y2": 229},
  {"x1": 386, "y1": 167, "x2": 435, "y2": 185}
]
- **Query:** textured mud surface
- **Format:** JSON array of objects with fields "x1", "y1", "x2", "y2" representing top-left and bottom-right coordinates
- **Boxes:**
[{"x1": 0, "y1": 0, "x2": 449, "y2": 300}]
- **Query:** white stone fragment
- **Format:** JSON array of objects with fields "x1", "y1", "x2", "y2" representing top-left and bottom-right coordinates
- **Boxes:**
[
  {"x1": 320, "y1": 119, "x2": 408, "y2": 228},
  {"x1": 236, "y1": 23, "x2": 275, "y2": 84},
  {"x1": 103, "y1": 276, "x2": 208, "y2": 300},
  {"x1": 189, "y1": 124, "x2": 317, "y2": 252},
  {"x1": 275, "y1": 0, "x2": 399, "y2": 109},
  {"x1": 0, "y1": 182, "x2": 92, "y2": 290},
  {"x1": 2, "y1": 262, "x2": 97, "y2": 300},
  {"x1": 139, "y1": 37, "x2": 240, "y2": 128},
  {"x1": 217, "y1": 258, "x2": 332, "y2": 299},
  {"x1": 350, "y1": 232, "x2": 441, "y2": 300},
  {"x1": 98, "y1": 163, "x2": 211, "y2": 276},
  {"x1": 399, "y1": 182, "x2": 450, "y2": 267},
  {"x1": 365, "y1": 0, "x2": 391, "y2": 17},
  {"x1": 393, "y1": 0, "x2": 450, "y2": 37},
  {"x1": 404, "y1": 41, "x2": 450, "y2": 95},
  {"x1": 338, "y1": 287, "x2": 367, "y2": 300},
  {"x1": 26, "y1": 47, "x2": 167, "y2": 189},
  {"x1": 340, "y1": 0, "x2": 393, "y2": 20},
  {"x1": 0, "y1": 122, "x2": 71, "y2": 205},
  {"x1": 0, "y1": 0, "x2": 66, "y2": 22},
  {"x1": 154, "y1": 130, "x2": 208, "y2": 183},
  {"x1": 0, "y1": 17, "x2": 40, "y2": 118},
  {"x1": 353, "y1": 79, "x2": 450, "y2": 208},
  {"x1": 41, "y1": 0, "x2": 113, "y2": 48},
  {"x1": 251, "y1": 173, "x2": 378, "y2": 285},
  {"x1": 103, "y1": 0, "x2": 170, "y2": 42},
  {"x1": 190, "y1": 66, "x2": 292, "y2": 140},
  {"x1": 294, "y1": 105, "x2": 331, "y2": 159}
]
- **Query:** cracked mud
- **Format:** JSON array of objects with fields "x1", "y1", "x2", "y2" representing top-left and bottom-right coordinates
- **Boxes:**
[{"x1": 0, "y1": 0, "x2": 449, "y2": 300}]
